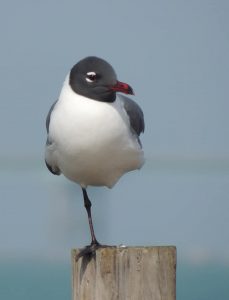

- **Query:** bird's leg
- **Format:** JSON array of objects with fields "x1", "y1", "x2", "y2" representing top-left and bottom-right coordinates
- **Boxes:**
[
  {"x1": 82, "y1": 187, "x2": 100, "y2": 246},
  {"x1": 76, "y1": 188, "x2": 111, "y2": 261},
  {"x1": 75, "y1": 188, "x2": 102, "y2": 261}
]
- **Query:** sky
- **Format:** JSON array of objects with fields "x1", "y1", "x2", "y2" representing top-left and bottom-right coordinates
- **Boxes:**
[{"x1": 0, "y1": 0, "x2": 229, "y2": 265}]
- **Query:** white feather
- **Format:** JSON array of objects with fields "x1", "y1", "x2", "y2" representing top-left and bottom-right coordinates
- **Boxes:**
[{"x1": 45, "y1": 75, "x2": 144, "y2": 188}]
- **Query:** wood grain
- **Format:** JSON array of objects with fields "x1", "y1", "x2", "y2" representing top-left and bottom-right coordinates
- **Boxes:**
[{"x1": 72, "y1": 246, "x2": 176, "y2": 300}]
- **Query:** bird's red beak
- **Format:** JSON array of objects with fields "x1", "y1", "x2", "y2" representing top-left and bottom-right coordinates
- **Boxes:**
[{"x1": 111, "y1": 81, "x2": 134, "y2": 95}]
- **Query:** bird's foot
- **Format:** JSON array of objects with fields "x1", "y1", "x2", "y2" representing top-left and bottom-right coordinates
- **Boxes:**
[{"x1": 76, "y1": 241, "x2": 110, "y2": 261}]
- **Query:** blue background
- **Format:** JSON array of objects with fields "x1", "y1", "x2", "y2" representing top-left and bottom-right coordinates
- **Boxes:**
[{"x1": 0, "y1": 1, "x2": 229, "y2": 299}]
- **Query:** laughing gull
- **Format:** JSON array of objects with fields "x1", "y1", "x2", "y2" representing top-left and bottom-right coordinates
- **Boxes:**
[{"x1": 45, "y1": 56, "x2": 145, "y2": 256}]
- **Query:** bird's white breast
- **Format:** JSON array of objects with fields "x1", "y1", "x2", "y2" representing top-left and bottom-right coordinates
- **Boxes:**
[{"x1": 47, "y1": 76, "x2": 144, "y2": 188}]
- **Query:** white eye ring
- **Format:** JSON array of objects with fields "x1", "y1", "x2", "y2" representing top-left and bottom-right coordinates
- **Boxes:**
[{"x1": 86, "y1": 71, "x2": 97, "y2": 83}]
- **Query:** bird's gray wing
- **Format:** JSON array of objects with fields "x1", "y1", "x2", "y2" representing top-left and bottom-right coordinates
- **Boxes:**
[
  {"x1": 119, "y1": 94, "x2": 145, "y2": 136},
  {"x1": 46, "y1": 100, "x2": 58, "y2": 133},
  {"x1": 45, "y1": 100, "x2": 60, "y2": 175}
]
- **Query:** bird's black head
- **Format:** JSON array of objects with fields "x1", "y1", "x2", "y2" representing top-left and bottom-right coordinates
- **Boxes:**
[{"x1": 69, "y1": 56, "x2": 134, "y2": 103}]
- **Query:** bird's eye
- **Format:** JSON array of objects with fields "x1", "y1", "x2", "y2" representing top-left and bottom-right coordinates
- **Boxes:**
[{"x1": 86, "y1": 71, "x2": 97, "y2": 83}]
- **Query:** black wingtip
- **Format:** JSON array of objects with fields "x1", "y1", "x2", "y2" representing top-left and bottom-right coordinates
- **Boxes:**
[{"x1": 45, "y1": 160, "x2": 61, "y2": 175}]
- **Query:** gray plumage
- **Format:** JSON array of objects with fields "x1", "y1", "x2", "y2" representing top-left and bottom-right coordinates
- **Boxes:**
[
  {"x1": 45, "y1": 100, "x2": 60, "y2": 175},
  {"x1": 46, "y1": 100, "x2": 57, "y2": 133},
  {"x1": 119, "y1": 94, "x2": 145, "y2": 136}
]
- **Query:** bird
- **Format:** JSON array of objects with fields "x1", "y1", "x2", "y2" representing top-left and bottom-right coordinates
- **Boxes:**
[{"x1": 45, "y1": 56, "x2": 145, "y2": 257}]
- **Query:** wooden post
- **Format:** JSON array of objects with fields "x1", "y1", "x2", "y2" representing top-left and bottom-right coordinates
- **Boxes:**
[{"x1": 72, "y1": 246, "x2": 176, "y2": 300}]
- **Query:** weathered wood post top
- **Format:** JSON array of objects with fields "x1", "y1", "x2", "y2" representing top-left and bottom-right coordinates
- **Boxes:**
[{"x1": 72, "y1": 246, "x2": 176, "y2": 300}]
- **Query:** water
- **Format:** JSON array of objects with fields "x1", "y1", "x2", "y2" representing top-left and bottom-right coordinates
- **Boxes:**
[
  {"x1": 0, "y1": 260, "x2": 228, "y2": 300},
  {"x1": 178, "y1": 263, "x2": 229, "y2": 300},
  {"x1": 0, "y1": 260, "x2": 71, "y2": 300}
]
